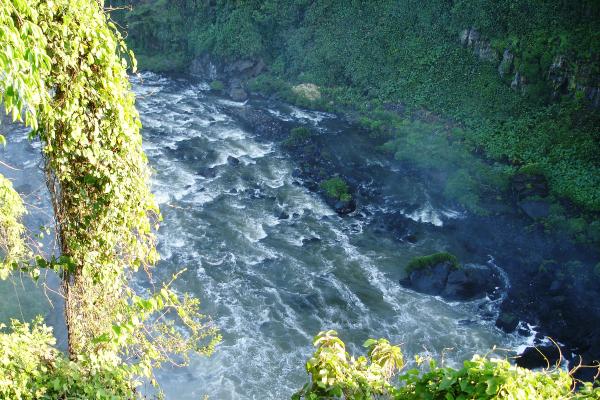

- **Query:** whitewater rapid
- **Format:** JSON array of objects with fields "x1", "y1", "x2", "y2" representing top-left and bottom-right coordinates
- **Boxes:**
[{"x1": 128, "y1": 73, "x2": 531, "y2": 399}]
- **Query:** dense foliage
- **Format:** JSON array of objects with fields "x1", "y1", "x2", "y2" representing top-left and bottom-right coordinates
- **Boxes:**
[
  {"x1": 114, "y1": 0, "x2": 600, "y2": 222},
  {"x1": 0, "y1": 318, "x2": 133, "y2": 399},
  {"x1": 295, "y1": 331, "x2": 600, "y2": 399},
  {"x1": 0, "y1": 0, "x2": 219, "y2": 396}
]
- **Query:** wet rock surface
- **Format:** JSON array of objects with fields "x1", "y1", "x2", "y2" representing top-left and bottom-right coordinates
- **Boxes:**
[
  {"x1": 516, "y1": 345, "x2": 563, "y2": 369},
  {"x1": 400, "y1": 262, "x2": 500, "y2": 301}
]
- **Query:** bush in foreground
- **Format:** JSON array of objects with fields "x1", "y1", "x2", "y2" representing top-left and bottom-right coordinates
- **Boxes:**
[{"x1": 294, "y1": 331, "x2": 600, "y2": 399}]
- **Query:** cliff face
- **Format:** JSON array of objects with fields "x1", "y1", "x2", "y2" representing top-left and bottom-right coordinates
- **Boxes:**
[
  {"x1": 460, "y1": 26, "x2": 600, "y2": 107},
  {"x1": 113, "y1": 0, "x2": 600, "y2": 109}
]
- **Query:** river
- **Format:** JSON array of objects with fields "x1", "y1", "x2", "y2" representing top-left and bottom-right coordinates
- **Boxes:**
[{"x1": 2, "y1": 72, "x2": 589, "y2": 399}]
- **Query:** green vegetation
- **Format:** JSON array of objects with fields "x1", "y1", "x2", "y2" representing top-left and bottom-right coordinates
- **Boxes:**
[
  {"x1": 0, "y1": 318, "x2": 132, "y2": 399},
  {"x1": 293, "y1": 330, "x2": 403, "y2": 399},
  {"x1": 406, "y1": 252, "x2": 460, "y2": 273},
  {"x1": 210, "y1": 80, "x2": 225, "y2": 91},
  {"x1": 321, "y1": 177, "x2": 352, "y2": 202},
  {"x1": 295, "y1": 331, "x2": 600, "y2": 399},
  {"x1": 283, "y1": 126, "x2": 314, "y2": 148},
  {"x1": 113, "y1": 0, "x2": 600, "y2": 219},
  {"x1": 0, "y1": 0, "x2": 219, "y2": 396}
]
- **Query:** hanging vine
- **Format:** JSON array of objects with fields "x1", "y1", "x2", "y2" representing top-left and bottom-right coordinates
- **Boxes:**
[{"x1": 0, "y1": 0, "x2": 220, "y2": 395}]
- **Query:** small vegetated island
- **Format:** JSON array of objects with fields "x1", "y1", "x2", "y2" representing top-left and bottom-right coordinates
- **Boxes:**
[{"x1": 1, "y1": 0, "x2": 600, "y2": 399}]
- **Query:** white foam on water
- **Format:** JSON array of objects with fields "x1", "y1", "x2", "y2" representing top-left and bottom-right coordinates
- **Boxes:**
[
  {"x1": 267, "y1": 109, "x2": 294, "y2": 121},
  {"x1": 218, "y1": 99, "x2": 249, "y2": 107},
  {"x1": 289, "y1": 106, "x2": 335, "y2": 124},
  {"x1": 403, "y1": 201, "x2": 463, "y2": 227},
  {"x1": 237, "y1": 218, "x2": 268, "y2": 243},
  {"x1": 126, "y1": 73, "x2": 540, "y2": 400}
]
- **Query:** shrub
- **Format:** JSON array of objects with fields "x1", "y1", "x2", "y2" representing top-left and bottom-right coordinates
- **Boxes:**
[
  {"x1": 320, "y1": 177, "x2": 352, "y2": 201},
  {"x1": 406, "y1": 252, "x2": 460, "y2": 273},
  {"x1": 283, "y1": 127, "x2": 313, "y2": 148},
  {"x1": 295, "y1": 331, "x2": 600, "y2": 400}
]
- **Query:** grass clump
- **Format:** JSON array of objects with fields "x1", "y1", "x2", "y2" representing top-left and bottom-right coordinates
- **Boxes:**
[
  {"x1": 210, "y1": 80, "x2": 225, "y2": 91},
  {"x1": 283, "y1": 127, "x2": 313, "y2": 148},
  {"x1": 320, "y1": 177, "x2": 352, "y2": 202},
  {"x1": 406, "y1": 252, "x2": 460, "y2": 273}
]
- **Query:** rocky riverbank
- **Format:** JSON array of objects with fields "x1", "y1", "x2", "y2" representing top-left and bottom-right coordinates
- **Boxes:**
[{"x1": 206, "y1": 82, "x2": 600, "y2": 381}]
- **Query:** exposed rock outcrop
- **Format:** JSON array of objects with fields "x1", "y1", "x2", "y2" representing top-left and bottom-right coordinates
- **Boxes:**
[
  {"x1": 190, "y1": 54, "x2": 265, "y2": 101},
  {"x1": 459, "y1": 29, "x2": 600, "y2": 107},
  {"x1": 498, "y1": 49, "x2": 514, "y2": 78},
  {"x1": 460, "y1": 27, "x2": 498, "y2": 62},
  {"x1": 400, "y1": 260, "x2": 501, "y2": 301},
  {"x1": 228, "y1": 79, "x2": 248, "y2": 102}
]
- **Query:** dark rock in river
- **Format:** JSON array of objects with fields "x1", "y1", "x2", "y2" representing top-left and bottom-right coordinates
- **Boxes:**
[
  {"x1": 405, "y1": 262, "x2": 453, "y2": 295},
  {"x1": 302, "y1": 237, "x2": 321, "y2": 246},
  {"x1": 442, "y1": 267, "x2": 494, "y2": 300},
  {"x1": 225, "y1": 107, "x2": 287, "y2": 139},
  {"x1": 198, "y1": 166, "x2": 217, "y2": 178},
  {"x1": 516, "y1": 345, "x2": 562, "y2": 369},
  {"x1": 496, "y1": 312, "x2": 519, "y2": 333},
  {"x1": 228, "y1": 79, "x2": 248, "y2": 102},
  {"x1": 278, "y1": 211, "x2": 290, "y2": 220},
  {"x1": 518, "y1": 199, "x2": 550, "y2": 220},
  {"x1": 401, "y1": 262, "x2": 499, "y2": 301},
  {"x1": 334, "y1": 199, "x2": 357, "y2": 215},
  {"x1": 227, "y1": 156, "x2": 240, "y2": 166}
]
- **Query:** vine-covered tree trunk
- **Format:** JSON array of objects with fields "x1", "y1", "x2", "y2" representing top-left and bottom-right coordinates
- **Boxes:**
[{"x1": 1, "y1": 1, "x2": 219, "y2": 390}]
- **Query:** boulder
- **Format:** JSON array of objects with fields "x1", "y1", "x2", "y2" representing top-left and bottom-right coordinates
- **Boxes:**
[
  {"x1": 197, "y1": 167, "x2": 217, "y2": 178},
  {"x1": 224, "y1": 59, "x2": 255, "y2": 75},
  {"x1": 442, "y1": 267, "x2": 494, "y2": 300},
  {"x1": 516, "y1": 345, "x2": 562, "y2": 369},
  {"x1": 496, "y1": 312, "x2": 519, "y2": 333},
  {"x1": 278, "y1": 211, "x2": 290, "y2": 220},
  {"x1": 227, "y1": 156, "x2": 240, "y2": 166},
  {"x1": 518, "y1": 199, "x2": 550, "y2": 220},
  {"x1": 407, "y1": 262, "x2": 452, "y2": 296},
  {"x1": 228, "y1": 79, "x2": 248, "y2": 102},
  {"x1": 189, "y1": 55, "x2": 266, "y2": 83},
  {"x1": 401, "y1": 260, "x2": 499, "y2": 301},
  {"x1": 301, "y1": 237, "x2": 321, "y2": 246},
  {"x1": 189, "y1": 54, "x2": 218, "y2": 80},
  {"x1": 334, "y1": 199, "x2": 356, "y2": 215}
]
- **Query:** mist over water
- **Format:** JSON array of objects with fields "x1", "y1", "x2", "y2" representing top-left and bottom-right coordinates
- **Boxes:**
[{"x1": 128, "y1": 73, "x2": 529, "y2": 399}]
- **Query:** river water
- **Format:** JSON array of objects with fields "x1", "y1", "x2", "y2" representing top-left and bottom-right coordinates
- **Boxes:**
[
  {"x1": 131, "y1": 73, "x2": 531, "y2": 399},
  {"x1": 0, "y1": 72, "x2": 533, "y2": 399}
]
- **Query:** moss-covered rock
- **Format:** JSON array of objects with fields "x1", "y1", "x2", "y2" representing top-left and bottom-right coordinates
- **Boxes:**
[
  {"x1": 320, "y1": 177, "x2": 352, "y2": 202},
  {"x1": 405, "y1": 252, "x2": 460, "y2": 273}
]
